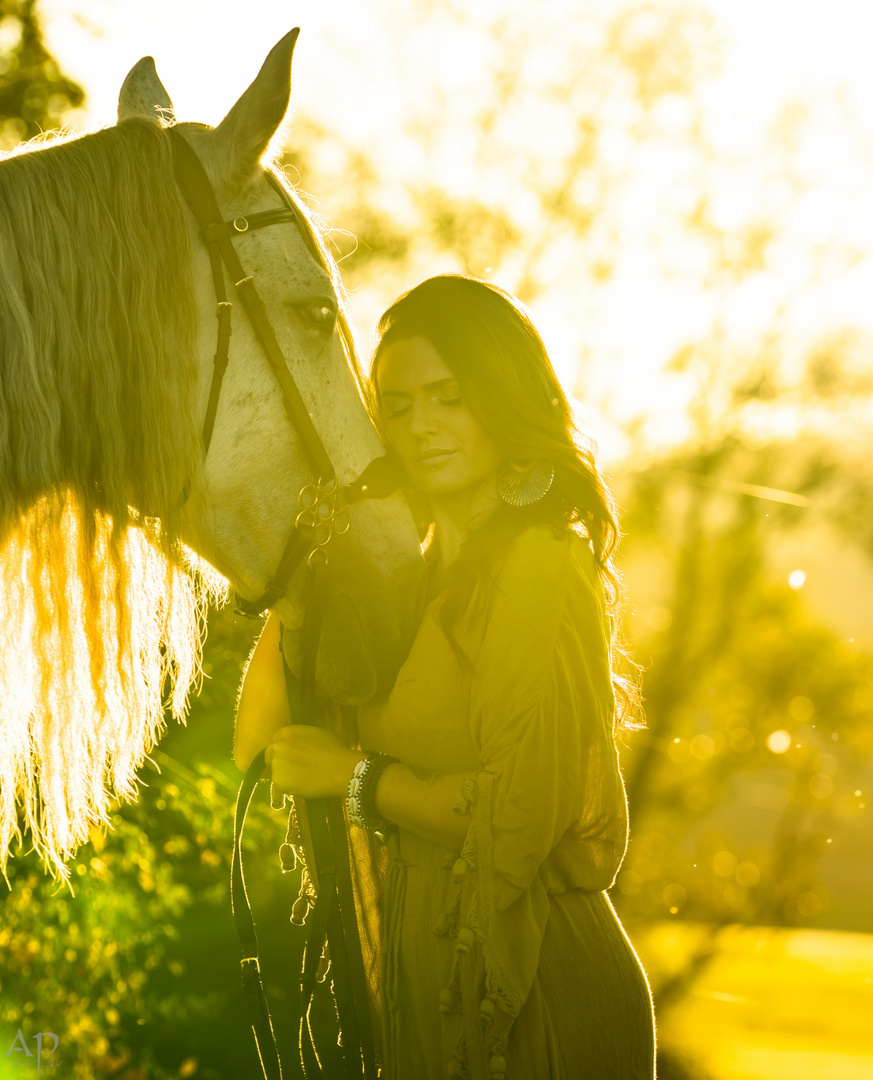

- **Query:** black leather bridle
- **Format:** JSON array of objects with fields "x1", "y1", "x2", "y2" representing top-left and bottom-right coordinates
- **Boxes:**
[
  {"x1": 169, "y1": 127, "x2": 400, "y2": 615},
  {"x1": 167, "y1": 127, "x2": 395, "y2": 1079}
]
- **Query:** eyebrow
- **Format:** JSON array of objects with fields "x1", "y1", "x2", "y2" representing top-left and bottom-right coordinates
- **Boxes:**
[{"x1": 380, "y1": 377, "x2": 460, "y2": 398}]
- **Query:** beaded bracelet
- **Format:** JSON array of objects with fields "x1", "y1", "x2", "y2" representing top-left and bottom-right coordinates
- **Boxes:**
[{"x1": 346, "y1": 752, "x2": 398, "y2": 831}]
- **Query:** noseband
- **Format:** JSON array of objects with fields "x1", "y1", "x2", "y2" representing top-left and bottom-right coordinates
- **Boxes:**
[
  {"x1": 168, "y1": 127, "x2": 400, "y2": 616},
  {"x1": 168, "y1": 128, "x2": 395, "y2": 1078}
]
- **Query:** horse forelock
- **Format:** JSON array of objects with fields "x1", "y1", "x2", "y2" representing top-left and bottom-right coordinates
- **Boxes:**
[{"x1": 0, "y1": 119, "x2": 217, "y2": 888}]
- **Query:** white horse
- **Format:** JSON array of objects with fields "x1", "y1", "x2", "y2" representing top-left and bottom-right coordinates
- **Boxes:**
[{"x1": 0, "y1": 31, "x2": 422, "y2": 885}]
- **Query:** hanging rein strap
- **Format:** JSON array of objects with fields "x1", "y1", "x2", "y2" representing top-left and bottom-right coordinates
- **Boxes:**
[
  {"x1": 288, "y1": 568, "x2": 378, "y2": 1080},
  {"x1": 232, "y1": 749, "x2": 285, "y2": 1080},
  {"x1": 230, "y1": 577, "x2": 380, "y2": 1080}
]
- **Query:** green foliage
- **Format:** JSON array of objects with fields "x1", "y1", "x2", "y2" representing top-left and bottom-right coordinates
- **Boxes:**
[{"x1": 0, "y1": 0, "x2": 84, "y2": 149}]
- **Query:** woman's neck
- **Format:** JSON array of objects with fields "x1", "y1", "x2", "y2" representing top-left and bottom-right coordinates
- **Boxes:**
[{"x1": 429, "y1": 477, "x2": 500, "y2": 568}]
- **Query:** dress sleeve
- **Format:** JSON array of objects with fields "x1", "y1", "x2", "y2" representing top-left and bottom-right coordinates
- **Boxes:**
[{"x1": 444, "y1": 527, "x2": 628, "y2": 1040}]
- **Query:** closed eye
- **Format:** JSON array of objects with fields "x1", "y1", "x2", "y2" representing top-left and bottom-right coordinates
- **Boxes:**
[{"x1": 382, "y1": 396, "x2": 462, "y2": 419}]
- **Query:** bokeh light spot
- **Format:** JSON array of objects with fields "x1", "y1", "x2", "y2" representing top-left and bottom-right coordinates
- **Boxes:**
[
  {"x1": 712, "y1": 851, "x2": 737, "y2": 877},
  {"x1": 736, "y1": 861, "x2": 760, "y2": 887},
  {"x1": 788, "y1": 569, "x2": 806, "y2": 589},
  {"x1": 730, "y1": 728, "x2": 755, "y2": 753},
  {"x1": 617, "y1": 869, "x2": 642, "y2": 896},
  {"x1": 809, "y1": 774, "x2": 834, "y2": 799},
  {"x1": 767, "y1": 729, "x2": 792, "y2": 753},
  {"x1": 690, "y1": 733, "x2": 715, "y2": 760},
  {"x1": 789, "y1": 695, "x2": 815, "y2": 722},
  {"x1": 663, "y1": 883, "x2": 687, "y2": 909},
  {"x1": 796, "y1": 891, "x2": 823, "y2": 918},
  {"x1": 647, "y1": 605, "x2": 673, "y2": 632}
]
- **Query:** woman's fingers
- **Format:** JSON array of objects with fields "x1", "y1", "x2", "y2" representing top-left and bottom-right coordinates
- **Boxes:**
[
  {"x1": 264, "y1": 725, "x2": 360, "y2": 799},
  {"x1": 270, "y1": 725, "x2": 299, "y2": 742}
]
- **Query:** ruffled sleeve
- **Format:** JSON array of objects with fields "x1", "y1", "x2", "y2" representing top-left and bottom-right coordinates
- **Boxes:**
[{"x1": 441, "y1": 526, "x2": 628, "y2": 1077}]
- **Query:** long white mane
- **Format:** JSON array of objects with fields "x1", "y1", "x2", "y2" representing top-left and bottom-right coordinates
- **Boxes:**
[{"x1": 0, "y1": 120, "x2": 218, "y2": 887}]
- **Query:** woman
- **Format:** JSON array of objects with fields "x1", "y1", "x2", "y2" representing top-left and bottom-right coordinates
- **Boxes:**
[{"x1": 234, "y1": 275, "x2": 656, "y2": 1079}]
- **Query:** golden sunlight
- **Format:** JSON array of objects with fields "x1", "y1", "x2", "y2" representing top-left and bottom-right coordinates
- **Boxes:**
[{"x1": 2, "y1": 3, "x2": 872, "y2": 1077}]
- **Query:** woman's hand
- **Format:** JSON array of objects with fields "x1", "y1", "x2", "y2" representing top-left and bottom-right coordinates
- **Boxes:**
[{"x1": 265, "y1": 725, "x2": 363, "y2": 799}]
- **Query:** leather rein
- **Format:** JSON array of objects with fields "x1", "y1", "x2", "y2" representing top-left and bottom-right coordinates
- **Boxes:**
[{"x1": 168, "y1": 127, "x2": 394, "y2": 1079}]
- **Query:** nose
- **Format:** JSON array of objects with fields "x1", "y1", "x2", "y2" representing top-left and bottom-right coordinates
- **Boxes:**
[{"x1": 408, "y1": 396, "x2": 440, "y2": 438}]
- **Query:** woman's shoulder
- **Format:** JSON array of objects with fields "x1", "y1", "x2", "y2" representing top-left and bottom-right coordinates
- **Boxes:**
[
  {"x1": 496, "y1": 523, "x2": 598, "y2": 599},
  {"x1": 472, "y1": 524, "x2": 608, "y2": 714},
  {"x1": 485, "y1": 524, "x2": 600, "y2": 643}
]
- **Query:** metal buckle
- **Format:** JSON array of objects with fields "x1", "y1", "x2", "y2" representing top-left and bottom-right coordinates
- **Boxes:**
[{"x1": 295, "y1": 477, "x2": 352, "y2": 567}]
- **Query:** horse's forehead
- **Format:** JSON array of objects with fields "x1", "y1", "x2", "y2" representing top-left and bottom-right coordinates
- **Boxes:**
[
  {"x1": 272, "y1": 224, "x2": 333, "y2": 293},
  {"x1": 173, "y1": 123, "x2": 330, "y2": 291}
]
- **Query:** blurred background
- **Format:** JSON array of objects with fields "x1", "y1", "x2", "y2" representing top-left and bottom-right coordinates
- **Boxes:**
[{"x1": 1, "y1": 1, "x2": 872, "y2": 1077}]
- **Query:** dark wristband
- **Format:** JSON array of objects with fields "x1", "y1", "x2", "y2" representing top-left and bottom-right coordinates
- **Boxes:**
[{"x1": 347, "y1": 752, "x2": 398, "y2": 831}]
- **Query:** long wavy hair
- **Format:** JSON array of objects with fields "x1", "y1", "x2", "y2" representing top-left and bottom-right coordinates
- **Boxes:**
[
  {"x1": 0, "y1": 118, "x2": 212, "y2": 886},
  {"x1": 371, "y1": 274, "x2": 641, "y2": 735}
]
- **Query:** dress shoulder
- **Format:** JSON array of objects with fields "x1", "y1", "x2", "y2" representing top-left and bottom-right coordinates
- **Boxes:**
[
  {"x1": 472, "y1": 525, "x2": 607, "y2": 744},
  {"x1": 487, "y1": 524, "x2": 603, "y2": 637}
]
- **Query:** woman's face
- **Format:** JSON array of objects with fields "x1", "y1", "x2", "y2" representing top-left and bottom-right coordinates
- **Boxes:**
[{"x1": 376, "y1": 336, "x2": 503, "y2": 501}]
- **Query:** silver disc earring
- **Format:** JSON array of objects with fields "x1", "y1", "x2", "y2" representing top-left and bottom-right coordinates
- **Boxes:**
[{"x1": 496, "y1": 459, "x2": 555, "y2": 506}]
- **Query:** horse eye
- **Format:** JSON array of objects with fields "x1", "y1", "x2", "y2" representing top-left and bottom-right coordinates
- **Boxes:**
[{"x1": 299, "y1": 300, "x2": 337, "y2": 333}]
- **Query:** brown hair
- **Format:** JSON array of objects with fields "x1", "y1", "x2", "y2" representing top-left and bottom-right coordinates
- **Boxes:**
[{"x1": 372, "y1": 274, "x2": 641, "y2": 734}]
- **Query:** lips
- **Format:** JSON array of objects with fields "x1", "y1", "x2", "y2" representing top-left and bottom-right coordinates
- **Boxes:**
[{"x1": 415, "y1": 449, "x2": 456, "y2": 465}]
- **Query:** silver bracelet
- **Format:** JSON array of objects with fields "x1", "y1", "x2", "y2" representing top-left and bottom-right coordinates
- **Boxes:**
[{"x1": 346, "y1": 752, "x2": 397, "y2": 830}]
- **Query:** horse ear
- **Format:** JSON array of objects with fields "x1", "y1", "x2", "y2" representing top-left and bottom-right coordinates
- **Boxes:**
[
  {"x1": 212, "y1": 29, "x2": 300, "y2": 181},
  {"x1": 117, "y1": 57, "x2": 175, "y2": 124}
]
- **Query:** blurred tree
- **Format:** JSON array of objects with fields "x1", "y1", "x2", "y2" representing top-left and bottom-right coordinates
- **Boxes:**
[
  {"x1": 0, "y1": 0, "x2": 84, "y2": 150},
  {"x1": 277, "y1": 0, "x2": 725, "y2": 318},
  {"x1": 610, "y1": 437, "x2": 873, "y2": 1045}
]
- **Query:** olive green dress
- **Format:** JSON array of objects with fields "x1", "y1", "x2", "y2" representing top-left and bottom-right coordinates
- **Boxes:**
[{"x1": 356, "y1": 525, "x2": 656, "y2": 1079}]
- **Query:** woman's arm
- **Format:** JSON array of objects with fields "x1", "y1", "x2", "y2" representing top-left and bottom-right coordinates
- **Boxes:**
[
  {"x1": 233, "y1": 615, "x2": 291, "y2": 772},
  {"x1": 266, "y1": 724, "x2": 473, "y2": 851},
  {"x1": 374, "y1": 764, "x2": 473, "y2": 850}
]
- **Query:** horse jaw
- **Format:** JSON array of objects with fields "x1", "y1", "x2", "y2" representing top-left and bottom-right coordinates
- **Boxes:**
[{"x1": 117, "y1": 57, "x2": 175, "y2": 124}]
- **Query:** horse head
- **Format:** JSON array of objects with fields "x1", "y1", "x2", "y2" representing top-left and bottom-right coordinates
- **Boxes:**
[{"x1": 117, "y1": 32, "x2": 424, "y2": 705}]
